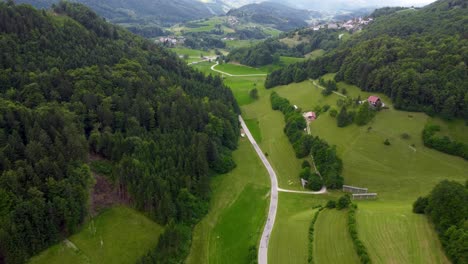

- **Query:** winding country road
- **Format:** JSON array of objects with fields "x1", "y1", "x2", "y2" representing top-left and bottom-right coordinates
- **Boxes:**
[
  {"x1": 239, "y1": 115, "x2": 278, "y2": 264},
  {"x1": 239, "y1": 115, "x2": 326, "y2": 264}
]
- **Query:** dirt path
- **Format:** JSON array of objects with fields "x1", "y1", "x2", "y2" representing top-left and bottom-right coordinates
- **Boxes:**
[
  {"x1": 210, "y1": 62, "x2": 268, "y2": 77},
  {"x1": 310, "y1": 79, "x2": 347, "y2": 98}
]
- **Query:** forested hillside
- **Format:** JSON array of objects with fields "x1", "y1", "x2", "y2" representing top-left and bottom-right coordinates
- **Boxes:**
[
  {"x1": 265, "y1": 0, "x2": 468, "y2": 120},
  {"x1": 227, "y1": 29, "x2": 343, "y2": 66},
  {"x1": 16, "y1": 0, "x2": 217, "y2": 26},
  {"x1": 0, "y1": 2, "x2": 239, "y2": 263},
  {"x1": 226, "y1": 2, "x2": 319, "y2": 31}
]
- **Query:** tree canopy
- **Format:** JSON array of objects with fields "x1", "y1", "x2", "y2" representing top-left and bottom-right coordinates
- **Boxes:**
[{"x1": 0, "y1": 2, "x2": 239, "y2": 263}]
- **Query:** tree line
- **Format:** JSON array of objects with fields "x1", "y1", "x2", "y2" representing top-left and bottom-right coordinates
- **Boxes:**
[
  {"x1": 413, "y1": 180, "x2": 467, "y2": 264},
  {"x1": 0, "y1": 2, "x2": 239, "y2": 263},
  {"x1": 270, "y1": 92, "x2": 344, "y2": 189},
  {"x1": 422, "y1": 125, "x2": 468, "y2": 160}
]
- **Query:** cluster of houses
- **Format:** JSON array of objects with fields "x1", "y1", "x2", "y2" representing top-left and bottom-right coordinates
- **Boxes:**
[
  {"x1": 155, "y1": 36, "x2": 185, "y2": 46},
  {"x1": 227, "y1": 16, "x2": 239, "y2": 27},
  {"x1": 312, "y1": 17, "x2": 374, "y2": 32}
]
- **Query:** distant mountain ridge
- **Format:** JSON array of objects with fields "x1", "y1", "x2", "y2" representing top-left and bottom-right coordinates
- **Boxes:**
[
  {"x1": 227, "y1": 1, "x2": 321, "y2": 31},
  {"x1": 16, "y1": 0, "x2": 221, "y2": 25}
]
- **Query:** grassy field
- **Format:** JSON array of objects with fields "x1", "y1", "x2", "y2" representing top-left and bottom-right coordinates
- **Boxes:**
[
  {"x1": 244, "y1": 118, "x2": 262, "y2": 143},
  {"x1": 305, "y1": 49, "x2": 325, "y2": 59},
  {"x1": 427, "y1": 117, "x2": 468, "y2": 143},
  {"x1": 186, "y1": 139, "x2": 269, "y2": 264},
  {"x1": 268, "y1": 193, "x2": 327, "y2": 264},
  {"x1": 225, "y1": 39, "x2": 261, "y2": 49},
  {"x1": 357, "y1": 202, "x2": 450, "y2": 264},
  {"x1": 29, "y1": 206, "x2": 163, "y2": 264},
  {"x1": 215, "y1": 63, "x2": 267, "y2": 75},
  {"x1": 188, "y1": 58, "x2": 465, "y2": 264},
  {"x1": 314, "y1": 209, "x2": 360, "y2": 264},
  {"x1": 271, "y1": 78, "x2": 467, "y2": 263}
]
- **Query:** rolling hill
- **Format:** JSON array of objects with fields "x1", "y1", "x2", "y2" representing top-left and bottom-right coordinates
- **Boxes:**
[{"x1": 227, "y1": 2, "x2": 321, "y2": 31}]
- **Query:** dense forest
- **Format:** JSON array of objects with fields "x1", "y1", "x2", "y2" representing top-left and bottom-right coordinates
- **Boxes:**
[
  {"x1": 265, "y1": 0, "x2": 468, "y2": 120},
  {"x1": 413, "y1": 180, "x2": 467, "y2": 263},
  {"x1": 0, "y1": 2, "x2": 239, "y2": 263}
]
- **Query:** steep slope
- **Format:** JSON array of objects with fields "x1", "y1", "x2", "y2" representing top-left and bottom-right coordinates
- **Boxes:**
[{"x1": 0, "y1": 2, "x2": 239, "y2": 263}]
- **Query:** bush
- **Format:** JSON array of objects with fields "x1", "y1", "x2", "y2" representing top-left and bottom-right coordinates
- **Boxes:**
[
  {"x1": 337, "y1": 194, "x2": 351, "y2": 210},
  {"x1": 400, "y1": 133, "x2": 411, "y2": 140},
  {"x1": 329, "y1": 109, "x2": 338, "y2": 118},
  {"x1": 302, "y1": 160, "x2": 311, "y2": 168},
  {"x1": 384, "y1": 139, "x2": 390, "y2": 145},
  {"x1": 412, "y1": 196, "x2": 428, "y2": 214},
  {"x1": 248, "y1": 245, "x2": 258, "y2": 264},
  {"x1": 308, "y1": 173, "x2": 323, "y2": 191},
  {"x1": 249, "y1": 88, "x2": 259, "y2": 100},
  {"x1": 326, "y1": 200, "x2": 336, "y2": 209}
]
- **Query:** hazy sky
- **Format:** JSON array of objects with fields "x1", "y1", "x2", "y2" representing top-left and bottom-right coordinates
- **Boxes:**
[{"x1": 270, "y1": 0, "x2": 438, "y2": 10}]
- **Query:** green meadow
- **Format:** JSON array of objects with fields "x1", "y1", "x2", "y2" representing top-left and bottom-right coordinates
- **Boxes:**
[
  {"x1": 305, "y1": 49, "x2": 325, "y2": 59},
  {"x1": 186, "y1": 140, "x2": 269, "y2": 264},
  {"x1": 29, "y1": 206, "x2": 164, "y2": 264},
  {"x1": 268, "y1": 193, "x2": 324, "y2": 264},
  {"x1": 273, "y1": 79, "x2": 467, "y2": 263},
  {"x1": 187, "y1": 57, "x2": 466, "y2": 264},
  {"x1": 215, "y1": 63, "x2": 267, "y2": 75},
  {"x1": 314, "y1": 209, "x2": 360, "y2": 264}
]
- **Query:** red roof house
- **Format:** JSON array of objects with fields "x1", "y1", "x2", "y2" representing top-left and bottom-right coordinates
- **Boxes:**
[
  {"x1": 305, "y1": 111, "x2": 316, "y2": 121},
  {"x1": 367, "y1": 96, "x2": 382, "y2": 107}
]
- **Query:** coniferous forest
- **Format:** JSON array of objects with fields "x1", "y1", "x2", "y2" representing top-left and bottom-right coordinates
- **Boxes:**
[{"x1": 0, "y1": 1, "x2": 239, "y2": 263}]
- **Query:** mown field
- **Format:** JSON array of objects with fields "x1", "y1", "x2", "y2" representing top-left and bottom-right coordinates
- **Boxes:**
[
  {"x1": 268, "y1": 193, "x2": 324, "y2": 264},
  {"x1": 29, "y1": 206, "x2": 164, "y2": 264},
  {"x1": 215, "y1": 63, "x2": 267, "y2": 75},
  {"x1": 314, "y1": 209, "x2": 360, "y2": 264},
  {"x1": 186, "y1": 139, "x2": 269, "y2": 264},
  {"x1": 274, "y1": 79, "x2": 467, "y2": 263},
  {"x1": 357, "y1": 202, "x2": 450, "y2": 264}
]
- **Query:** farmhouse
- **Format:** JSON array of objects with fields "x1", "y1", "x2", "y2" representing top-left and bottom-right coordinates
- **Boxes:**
[
  {"x1": 303, "y1": 111, "x2": 316, "y2": 121},
  {"x1": 367, "y1": 95, "x2": 382, "y2": 107}
]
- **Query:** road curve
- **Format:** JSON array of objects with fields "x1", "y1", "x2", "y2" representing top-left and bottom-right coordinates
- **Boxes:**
[
  {"x1": 239, "y1": 115, "x2": 278, "y2": 264},
  {"x1": 211, "y1": 62, "x2": 268, "y2": 77}
]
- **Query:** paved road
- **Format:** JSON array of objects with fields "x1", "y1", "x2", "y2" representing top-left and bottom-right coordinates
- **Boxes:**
[
  {"x1": 239, "y1": 115, "x2": 278, "y2": 264},
  {"x1": 211, "y1": 62, "x2": 268, "y2": 77},
  {"x1": 278, "y1": 186, "x2": 326, "y2": 194}
]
